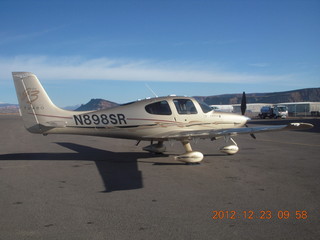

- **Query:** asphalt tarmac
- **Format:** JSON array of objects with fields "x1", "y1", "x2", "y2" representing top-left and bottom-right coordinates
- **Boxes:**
[{"x1": 0, "y1": 115, "x2": 319, "y2": 240}]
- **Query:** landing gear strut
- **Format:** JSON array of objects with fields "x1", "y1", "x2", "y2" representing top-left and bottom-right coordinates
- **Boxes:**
[
  {"x1": 174, "y1": 140, "x2": 204, "y2": 164},
  {"x1": 143, "y1": 141, "x2": 166, "y2": 154}
]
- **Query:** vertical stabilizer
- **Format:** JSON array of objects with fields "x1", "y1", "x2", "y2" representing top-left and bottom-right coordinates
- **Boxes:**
[{"x1": 12, "y1": 72, "x2": 72, "y2": 133}]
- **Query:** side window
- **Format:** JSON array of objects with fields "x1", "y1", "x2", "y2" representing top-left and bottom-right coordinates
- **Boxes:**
[
  {"x1": 174, "y1": 99, "x2": 198, "y2": 114},
  {"x1": 145, "y1": 101, "x2": 172, "y2": 115}
]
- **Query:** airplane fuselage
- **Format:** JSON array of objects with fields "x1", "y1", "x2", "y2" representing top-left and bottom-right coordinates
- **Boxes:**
[{"x1": 35, "y1": 96, "x2": 248, "y2": 140}]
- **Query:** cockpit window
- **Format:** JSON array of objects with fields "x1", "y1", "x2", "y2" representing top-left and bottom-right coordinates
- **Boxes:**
[
  {"x1": 196, "y1": 100, "x2": 213, "y2": 113},
  {"x1": 173, "y1": 99, "x2": 198, "y2": 114},
  {"x1": 145, "y1": 101, "x2": 172, "y2": 115}
]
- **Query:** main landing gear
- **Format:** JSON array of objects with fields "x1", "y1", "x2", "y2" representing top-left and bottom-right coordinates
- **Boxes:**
[
  {"x1": 142, "y1": 136, "x2": 239, "y2": 164},
  {"x1": 143, "y1": 141, "x2": 166, "y2": 154},
  {"x1": 174, "y1": 136, "x2": 239, "y2": 163},
  {"x1": 142, "y1": 140, "x2": 203, "y2": 164},
  {"x1": 174, "y1": 140, "x2": 203, "y2": 164}
]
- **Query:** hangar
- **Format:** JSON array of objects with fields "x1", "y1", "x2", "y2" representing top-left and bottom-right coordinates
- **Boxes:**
[
  {"x1": 233, "y1": 103, "x2": 270, "y2": 117},
  {"x1": 279, "y1": 102, "x2": 320, "y2": 117},
  {"x1": 229, "y1": 102, "x2": 320, "y2": 118}
]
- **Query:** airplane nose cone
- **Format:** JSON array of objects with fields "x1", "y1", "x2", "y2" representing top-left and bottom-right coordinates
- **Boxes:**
[{"x1": 241, "y1": 115, "x2": 251, "y2": 125}]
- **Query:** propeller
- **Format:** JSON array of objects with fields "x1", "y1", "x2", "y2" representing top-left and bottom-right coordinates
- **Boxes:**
[
  {"x1": 241, "y1": 91, "x2": 256, "y2": 139},
  {"x1": 241, "y1": 91, "x2": 247, "y2": 116}
]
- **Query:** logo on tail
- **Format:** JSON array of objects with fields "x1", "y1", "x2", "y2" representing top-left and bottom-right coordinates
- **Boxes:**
[{"x1": 20, "y1": 88, "x2": 40, "y2": 104}]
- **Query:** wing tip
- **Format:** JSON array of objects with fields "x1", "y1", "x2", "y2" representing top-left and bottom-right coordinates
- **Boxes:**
[{"x1": 286, "y1": 122, "x2": 314, "y2": 130}]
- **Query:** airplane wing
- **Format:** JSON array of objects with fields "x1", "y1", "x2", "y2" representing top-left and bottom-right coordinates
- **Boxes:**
[{"x1": 145, "y1": 122, "x2": 314, "y2": 140}]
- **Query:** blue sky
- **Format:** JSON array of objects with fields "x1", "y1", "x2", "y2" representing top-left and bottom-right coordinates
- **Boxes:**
[{"x1": 0, "y1": 0, "x2": 319, "y2": 107}]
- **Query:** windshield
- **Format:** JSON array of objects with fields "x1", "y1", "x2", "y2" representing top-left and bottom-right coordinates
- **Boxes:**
[
  {"x1": 173, "y1": 99, "x2": 197, "y2": 114},
  {"x1": 196, "y1": 100, "x2": 213, "y2": 113}
]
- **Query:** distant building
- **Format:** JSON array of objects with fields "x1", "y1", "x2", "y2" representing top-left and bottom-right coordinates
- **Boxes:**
[
  {"x1": 210, "y1": 102, "x2": 320, "y2": 117},
  {"x1": 279, "y1": 102, "x2": 320, "y2": 117},
  {"x1": 209, "y1": 105, "x2": 233, "y2": 112},
  {"x1": 232, "y1": 102, "x2": 320, "y2": 117},
  {"x1": 233, "y1": 103, "x2": 271, "y2": 117}
]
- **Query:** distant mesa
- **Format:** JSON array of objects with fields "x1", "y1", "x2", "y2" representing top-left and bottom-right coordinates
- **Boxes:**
[
  {"x1": 75, "y1": 98, "x2": 119, "y2": 111},
  {"x1": 63, "y1": 104, "x2": 81, "y2": 111}
]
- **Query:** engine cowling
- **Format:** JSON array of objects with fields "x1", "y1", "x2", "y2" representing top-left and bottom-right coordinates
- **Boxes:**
[{"x1": 220, "y1": 145, "x2": 239, "y2": 155}]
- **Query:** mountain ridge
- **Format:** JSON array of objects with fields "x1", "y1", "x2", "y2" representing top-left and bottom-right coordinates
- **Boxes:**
[
  {"x1": 1, "y1": 88, "x2": 319, "y2": 113},
  {"x1": 194, "y1": 88, "x2": 320, "y2": 105}
]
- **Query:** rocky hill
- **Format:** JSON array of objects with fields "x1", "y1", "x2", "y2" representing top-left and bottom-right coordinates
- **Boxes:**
[
  {"x1": 75, "y1": 98, "x2": 119, "y2": 111},
  {"x1": 195, "y1": 88, "x2": 320, "y2": 105}
]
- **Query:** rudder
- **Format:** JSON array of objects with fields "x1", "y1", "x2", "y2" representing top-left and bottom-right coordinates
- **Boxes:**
[{"x1": 12, "y1": 72, "x2": 72, "y2": 133}]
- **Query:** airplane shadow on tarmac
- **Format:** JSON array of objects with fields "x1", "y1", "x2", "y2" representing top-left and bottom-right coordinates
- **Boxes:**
[{"x1": 0, "y1": 142, "x2": 169, "y2": 193}]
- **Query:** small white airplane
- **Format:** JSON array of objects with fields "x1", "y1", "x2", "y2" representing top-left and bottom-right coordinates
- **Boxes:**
[{"x1": 12, "y1": 72, "x2": 313, "y2": 164}]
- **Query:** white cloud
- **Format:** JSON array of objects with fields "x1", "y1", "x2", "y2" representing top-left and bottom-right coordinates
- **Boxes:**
[
  {"x1": 0, "y1": 55, "x2": 292, "y2": 84},
  {"x1": 0, "y1": 26, "x2": 69, "y2": 45}
]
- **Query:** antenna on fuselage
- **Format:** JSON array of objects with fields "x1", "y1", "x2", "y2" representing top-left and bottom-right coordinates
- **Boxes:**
[{"x1": 145, "y1": 83, "x2": 158, "y2": 98}]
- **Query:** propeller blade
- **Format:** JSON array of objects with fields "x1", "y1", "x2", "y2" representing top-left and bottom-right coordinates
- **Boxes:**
[{"x1": 241, "y1": 91, "x2": 247, "y2": 115}]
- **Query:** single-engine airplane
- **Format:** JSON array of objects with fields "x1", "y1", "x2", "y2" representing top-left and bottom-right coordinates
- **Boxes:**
[{"x1": 12, "y1": 72, "x2": 313, "y2": 163}]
